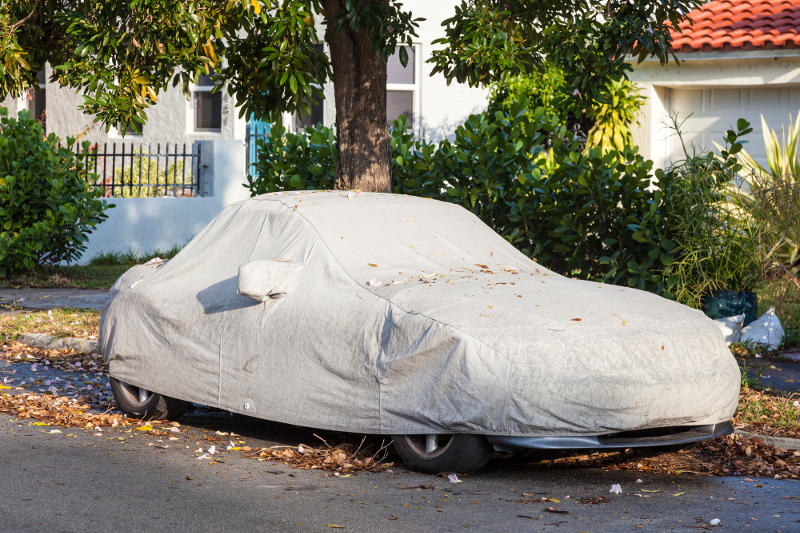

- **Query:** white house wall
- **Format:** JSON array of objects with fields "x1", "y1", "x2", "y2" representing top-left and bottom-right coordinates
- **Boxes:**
[{"x1": 630, "y1": 51, "x2": 800, "y2": 170}]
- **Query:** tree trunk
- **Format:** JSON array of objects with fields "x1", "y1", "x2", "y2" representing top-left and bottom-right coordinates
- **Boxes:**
[{"x1": 323, "y1": 0, "x2": 391, "y2": 192}]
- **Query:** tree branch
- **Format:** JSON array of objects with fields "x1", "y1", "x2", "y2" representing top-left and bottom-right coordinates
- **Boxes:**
[{"x1": 9, "y1": 0, "x2": 39, "y2": 33}]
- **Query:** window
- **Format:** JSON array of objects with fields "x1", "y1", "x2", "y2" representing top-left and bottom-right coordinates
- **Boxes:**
[
  {"x1": 27, "y1": 69, "x2": 46, "y2": 127},
  {"x1": 386, "y1": 45, "x2": 419, "y2": 129},
  {"x1": 295, "y1": 98, "x2": 324, "y2": 130},
  {"x1": 113, "y1": 121, "x2": 144, "y2": 137},
  {"x1": 192, "y1": 72, "x2": 222, "y2": 132}
]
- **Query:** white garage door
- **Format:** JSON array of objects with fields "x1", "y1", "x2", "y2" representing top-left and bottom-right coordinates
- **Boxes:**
[{"x1": 665, "y1": 87, "x2": 800, "y2": 166}]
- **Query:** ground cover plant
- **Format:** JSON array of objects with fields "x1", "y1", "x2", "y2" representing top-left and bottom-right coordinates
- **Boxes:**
[{"x1": 735, "y1": 387, "x2": 800, "y2": 439}]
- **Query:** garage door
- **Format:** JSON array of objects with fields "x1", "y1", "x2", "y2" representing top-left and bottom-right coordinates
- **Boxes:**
[{"x1": 665, "y1": 87, "x2": 800, "y2": 166}]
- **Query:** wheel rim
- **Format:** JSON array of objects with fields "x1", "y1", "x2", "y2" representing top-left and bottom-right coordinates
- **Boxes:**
[
  {"x1": 401, "y1": 434, "x2": 456, "y2": 458},
  {"x1": 116, "y1": 380, "x2": 153, "y2": 407}
]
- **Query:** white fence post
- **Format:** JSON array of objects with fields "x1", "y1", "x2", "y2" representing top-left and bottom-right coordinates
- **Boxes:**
[{"x1": 196, "y1": 139, "x2": 250, "y2": 205}]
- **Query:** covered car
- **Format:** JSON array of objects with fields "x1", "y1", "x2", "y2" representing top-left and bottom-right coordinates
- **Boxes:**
[{"x1": 100, "y1": 191, "x2": 740, "y2": 472}]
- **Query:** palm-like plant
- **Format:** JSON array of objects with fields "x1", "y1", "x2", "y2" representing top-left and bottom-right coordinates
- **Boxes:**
[{"x1": 727, "y1": 114, "x2": 800, "y2": 275}]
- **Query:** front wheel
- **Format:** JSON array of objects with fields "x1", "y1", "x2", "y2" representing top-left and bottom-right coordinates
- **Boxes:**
[
  {"x1": 110, "y1": 377, "x2": 189, "y2": 420},
  {"x1": 391, "y1": 434, "x2": 493, "y2": 473}
]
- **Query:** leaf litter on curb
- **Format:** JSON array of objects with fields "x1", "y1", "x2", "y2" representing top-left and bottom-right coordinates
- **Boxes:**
[{"x1": 243, "y1": 434, "x2": 394, "y2": 474}]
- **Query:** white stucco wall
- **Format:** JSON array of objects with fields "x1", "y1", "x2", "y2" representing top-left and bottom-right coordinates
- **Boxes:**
[
  {"x1": 77, "y1": 140, "x2": 249, "y2": 264},
  {"x1": 630, "y1": 50, "x2": 800, "y2": 169}
]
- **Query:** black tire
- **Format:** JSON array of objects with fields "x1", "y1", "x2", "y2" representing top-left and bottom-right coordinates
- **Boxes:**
[
  {"x1": 392, "y1": 434, "x2": 493, "y2": 473},
  {"x1": 110, "y1": 377, "x2": 189, "y2": 420}
]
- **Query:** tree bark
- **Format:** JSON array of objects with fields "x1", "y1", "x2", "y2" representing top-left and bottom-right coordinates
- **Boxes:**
[{"x1": 323, "y1": 0, "x2": 391, "y2": 192}]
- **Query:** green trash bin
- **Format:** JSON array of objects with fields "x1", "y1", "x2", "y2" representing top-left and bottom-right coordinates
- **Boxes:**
[{"x1": 701, "y1": 290, "x2": 758, "y2": 326}]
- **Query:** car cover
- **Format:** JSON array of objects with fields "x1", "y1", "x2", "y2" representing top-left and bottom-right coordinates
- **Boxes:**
[{"x1": 100, "y1": 191, "x2": 740, "y2": 437}]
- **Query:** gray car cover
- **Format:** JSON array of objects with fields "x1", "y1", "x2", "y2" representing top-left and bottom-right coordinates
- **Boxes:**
[{"x1": 100, "y1": 191, "x2": 740, "y2": 437}]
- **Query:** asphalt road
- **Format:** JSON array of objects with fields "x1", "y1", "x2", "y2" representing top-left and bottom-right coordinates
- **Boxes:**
[{"x1": 2, "y1": 411, "x2": 799, "y2": 533}]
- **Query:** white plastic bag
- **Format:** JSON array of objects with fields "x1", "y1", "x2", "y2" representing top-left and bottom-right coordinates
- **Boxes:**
[
  {"x1": 713, "y1": 314, "x2": 744, "y2": 345},
  {"x1": 740, "y1": 307, "x2": 784, "y2": 350}
]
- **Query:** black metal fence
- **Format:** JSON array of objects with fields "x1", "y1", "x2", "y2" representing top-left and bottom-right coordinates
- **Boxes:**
[
  {"x1": 75, "y1": 142, "x2": 200, "y2": 198},
  {"x1": 245, "y1": 122, "x2": 270, "y2": 178}
]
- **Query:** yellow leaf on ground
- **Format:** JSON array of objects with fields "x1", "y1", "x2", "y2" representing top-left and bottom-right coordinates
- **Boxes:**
[
  {"x1": 0, "y1": 385, "x2": 11, "y2": 389},
  {"x1": 33, "y1": 422, "x2": 49, "y2": 426},
  {"x1": 135, "y1": 425, "x2": 153, "y2": 431},
  {"x1": 327, "y1": 525, "x2": 345, "y2": 529}
]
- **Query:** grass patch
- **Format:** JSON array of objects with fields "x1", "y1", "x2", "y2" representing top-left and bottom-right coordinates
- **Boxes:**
[
  {"x1": 1, "y1": 246, "x2": 181, "y2": 290},
  {"x1": 88, "y1": 245, "x2": 182, "y2": 266},
  {"x1": 735, "y1": 386, "x2": 800, "y2": 439},
  {"x1": 1, "y1": 264, "x2": 131, "y2": 290},
  {"x1": 0, "y1": 308, "x2": 100, "y2": 343}
]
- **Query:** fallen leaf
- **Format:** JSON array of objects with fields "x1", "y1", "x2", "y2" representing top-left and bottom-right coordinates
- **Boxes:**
[
  {"x1": 135, "y1": 425, "x2": 153, "y2": 431},
  {"x1": 544, "y1": 506, "x2": 569, "y2": 514},
  {"x1": 327, "y1": 524, "x2": 345, "y2": 529}
]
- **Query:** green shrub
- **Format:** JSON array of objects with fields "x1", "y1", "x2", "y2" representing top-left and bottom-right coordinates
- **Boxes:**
[
  {"x1": 246, "y1": 123, "x2": 336, "y2": 195},
  {"x1": 248, "y1": 105, "x2": 673, "y2": 294},
  {"x1": 658, "y1": 117, "x2": 762, "y2": 307},
  {"x1": 0, "y1": 109, "x2": 111, "y2": 276},
  {"x1": 728, "y1": 113, "x2": 800, "y2": 275},
  {"x1": 487, "y1": 62, "x2": 645, "y2": 153}
]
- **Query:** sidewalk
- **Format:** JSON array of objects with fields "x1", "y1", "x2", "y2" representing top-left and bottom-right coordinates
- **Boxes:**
[{"x1": 0, "y1": 288, "x2": 110, "y2": 312}]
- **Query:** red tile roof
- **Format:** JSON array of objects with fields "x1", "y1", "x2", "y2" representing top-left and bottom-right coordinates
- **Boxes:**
[{"x1": 670, "y1": 0, "x2": 800, "y2": 52}]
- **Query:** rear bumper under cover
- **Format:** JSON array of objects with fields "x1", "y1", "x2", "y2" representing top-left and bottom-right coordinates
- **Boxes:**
[{"x1": 487, "y1": 421, "x2": 733, "y2": 450}]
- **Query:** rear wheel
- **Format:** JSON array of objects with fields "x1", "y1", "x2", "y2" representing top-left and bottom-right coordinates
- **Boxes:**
[
  {"x1": 392, "y1": 434, "x2": 493, "y2": 473},
  {"x1": 110, "y1": 377, "x2": 189, "y2": 420}
]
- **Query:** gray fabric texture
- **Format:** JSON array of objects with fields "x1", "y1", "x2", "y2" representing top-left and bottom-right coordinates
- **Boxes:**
[{"x1": 99, "y1": 191, "x2": 740, "y2": 436}]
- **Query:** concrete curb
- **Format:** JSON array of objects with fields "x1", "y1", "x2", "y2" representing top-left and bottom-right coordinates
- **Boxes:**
[
  {"x1": 735, "y1": 430, "x2": 800, "y2": 451},
  {"x1": 16, "y1": 333, "x2": 98, "y2": 355}
]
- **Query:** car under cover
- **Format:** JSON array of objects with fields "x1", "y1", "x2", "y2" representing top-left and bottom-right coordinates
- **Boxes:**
[{"x1": 99, "y1": 191, "x2": 740, "y2": 438}]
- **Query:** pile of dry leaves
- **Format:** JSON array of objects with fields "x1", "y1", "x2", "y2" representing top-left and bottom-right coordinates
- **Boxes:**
[
  {"x1": 0, "y1": 391, "x2": 129, "y2": 429},
  {"x1": 0, "y1": 340, "x2": 104, "y2": 371},
  {"x1": 542, "y1": 434, "x2": 800, "y2": 479},
  {"x1": 244, "y1": 435, "x2": 394, "y2": 474}
]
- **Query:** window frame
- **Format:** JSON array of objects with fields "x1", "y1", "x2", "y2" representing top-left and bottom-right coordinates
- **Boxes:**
[
  {"x1": 386, "y1": 43, "x2": 422, "y2": 132},
  {"x1": 186, "y1": 74, "x2": 223, "y2": 134},
  {"x1": 18, "y1": 68, "x2": 47, "y2": 128}
]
